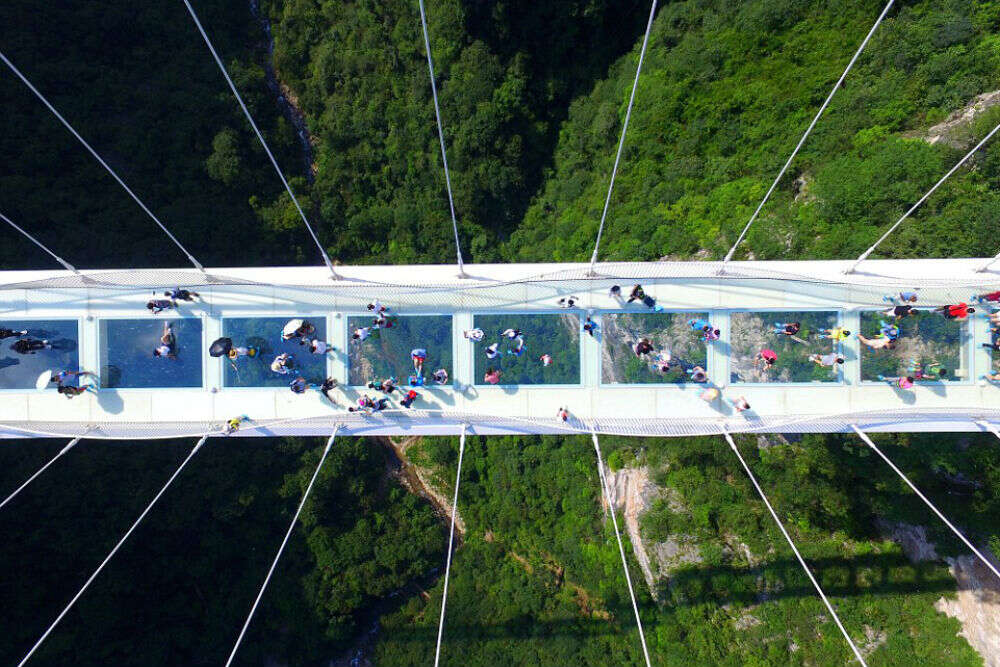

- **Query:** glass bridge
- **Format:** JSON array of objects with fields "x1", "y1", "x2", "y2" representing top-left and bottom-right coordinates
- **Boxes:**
[{"x1": 0, "y1": 259, "x2": 998, "y2": 438}]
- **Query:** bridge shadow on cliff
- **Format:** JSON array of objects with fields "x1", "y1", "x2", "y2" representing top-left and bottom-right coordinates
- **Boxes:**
[{"x1": 383, "y1": 550, "x2": 959, "y2": 643}]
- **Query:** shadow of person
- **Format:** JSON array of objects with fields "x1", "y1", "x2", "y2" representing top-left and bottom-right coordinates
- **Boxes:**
[
  {"x1": 0, "y1": 356, "x2": 20, "y2": 370},
  {"x1": 96, "y1": 386, "x2": 125, "y2": 414}
]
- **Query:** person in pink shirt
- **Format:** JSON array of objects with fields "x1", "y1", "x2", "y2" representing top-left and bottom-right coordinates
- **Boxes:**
[
  {"x1": 754, "y1": 348, "x2": 777, "y2": 372},
  {"x1": 484, "y1": 368, "x2": 502, "y2": 384}
]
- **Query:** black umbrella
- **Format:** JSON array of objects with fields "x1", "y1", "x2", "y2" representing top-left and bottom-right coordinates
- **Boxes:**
[{"x1": 209, "y1": 337, "x2": 233, "y2": 358}]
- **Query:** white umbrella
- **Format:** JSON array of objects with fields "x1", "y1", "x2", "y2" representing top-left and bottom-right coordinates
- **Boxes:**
[
  {"x1": 36, "y1": 370, "x2": 53, "y2": 390},
  {"x1": 282, "y1": 319, "x2": 304, "y2": 337}
]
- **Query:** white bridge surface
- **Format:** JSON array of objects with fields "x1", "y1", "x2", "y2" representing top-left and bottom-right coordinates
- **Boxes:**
[{"x1": 2, "y1": 258, "x2": 1000, "y2": 439}]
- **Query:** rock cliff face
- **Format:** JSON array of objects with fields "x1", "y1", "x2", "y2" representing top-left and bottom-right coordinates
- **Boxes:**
[
  {"x1": 602, "y1": 466, "x2": 701, "y2": 598},
  {"x1": 921, "y1": 90, "x2": 1000, "y2": 150},
  {"x1": 935, "y1": 555, "x2": 1000, "y2": 667}
]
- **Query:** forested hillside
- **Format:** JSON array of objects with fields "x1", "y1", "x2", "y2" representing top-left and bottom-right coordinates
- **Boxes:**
[{"x1": 2, "y1": 0, "x2": 1000, "y2": 666}]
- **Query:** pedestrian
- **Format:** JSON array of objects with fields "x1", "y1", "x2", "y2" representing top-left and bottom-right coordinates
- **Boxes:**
[
  {"x1": 877, "y1": 374, "x2": 914, "y2": 389},
  {"x1": 501, "y1": 328, "x2": 523, "y2": 340},
  {"x1": 773, "y1": 322, "x2": 801, "y2": 336},
  {"x1": 989, "y1": 311, "x2": 1000, "y2": 326},
  {"x1": 972, "y1": 291, "x2": 1000, "y2": 304},
  {"x1": 583, "y1": 317, "x2": 597, "y2": 337},
  {"x1": 463, "y1": 328, "x2": 485, "y2": 341},
  {"x1": 484, "y1": 367, "x2": 502, "y2": 384},
  {"x1": 983, "y1": 370, "x2": 1000, "y2": 383},
  {"x1": 556, "y1": 407, "x2": 569, "y2": 422},
  {"x1": 57, "y1": 385, "x2": 89, "y2": 398},
  {"x1": 0, "y1": 327, "x2": 27, "y2": 340},
  {"x1": 732, "y1": 396, "x2": 751, "y2": 413},
  {"x1": 688, "y1": 318, "x2": 711, "y2": 332},
  {"x1": 13, "y1": 338, "x2": 51, "y2": 355},
  {"x1": 857, "y1": 333, "x2": 895, "y2": 350},
  {"x1": 641, "y1": 294, "x2": 663, "y2": 312},
  {"x1": 223, "y1": 415, "x2": 250, "y2": 435},
  {"x1": 633, "y1": 338, "x2": 653, "y2": 357},
  {"x1": 164, "y1": 288, "x2": 200, "y2": 302},
  {"x1": 935, "y1": 303, "x2": 974, "y2": 320},
  {"x1": 628, "y1": 285, "x2": 645, "y2": 303},
  {"x1": 49, "y1": 370, "x2": 97, "y2": 388},
  {"x1": 366, "y1": 301, "x2": 388, "y2": 315},
  {"x1": 401, "y1": 389, "x2": 419, "y2": 408},
  {"x1": 882, "y1": 304, "x2": 917, "y2": 320},
  {"x1": 908, "y1": 360, "x2": 947, "y2": 380},
  {"x1": 228, "y1": 344, "x2": 258, "y2": 360},
  {"x1": 408, "y1": 374, "x2": 425, "y2": 387},
  {"x1": 755, "y1": 348, "x2": 777, "y2": 371},
  {"x1": 283, "y1": 320, "x2": 316, "y2": 342},
  {"x1": 320, "y1": 378, "x2": 338, "y2": 403},
  {"x1": 878, "y1": 320, "x2": 900, "y2": 340},
  {"x1": 373, "y1": 313, "x2": 398, "y2": 329},
  {"x1": 686, "y1": 366, "x2": 708, "y2": 383},
  {"x1": 270, "y1": 352, "x2": 294, "y2": 375},
  {"x1": 882, "y1": 291, "x2": 918, "y2": 303},
  {"x1": 146, "y1": 298, "x2": 176, "y2": 314},
  {"x1": 352, "y1": 326, "x2": 372, "y2": 341},
  {"x1": 507, "y1": 336, "x2": 526, "y2": 357},
  {"x1": 367, "y1": 377, "x2": 397, "y2": 394},
  {"x1": 373, "y1": 397, "x2": 390, "y2": 412},
  {"x1": 557, "y1": 296, "x2": 579, "y2": 308},
  {"x1": 309, "y1": 339, "x2": 334, "y2": 355},
  {"x1": 486, "y1": 343, "x2": 501, "y2": 360},
  {"x1": 809, "y1": 352, "x2": 844, "y2": 367},
  {"x1": 411, "y1": 348, "x2": 427, "y2": 374},
  {"x1": 539, "y1": 354, "x2": 553, "y2": 366},
  {"x1": 819, "y1": 326, "x2": 851, "y2": 341},
  {"x1": 701, "y1": 326, "x2": 721, "y2": 342},
  {"x1": 152, "y1": 323, "x2": 176, "y2": 359},
  {"x1": 652, "y1": 350, "x2": 671, "y2": 373},
  {"x1": 289, "y1": 377, "x2": 309, "y2": 393},
  {"x1": 982, "y1": 337, "x2": 1000, "y2": 352},
  {"x1": 432, "y1": 368, "x2": 449, "y2": 384},
  {"x1": 609, "y1": 285, "x2": 622, "y2": 300}
]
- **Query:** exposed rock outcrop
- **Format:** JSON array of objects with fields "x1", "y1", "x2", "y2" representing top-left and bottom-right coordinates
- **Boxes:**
[
  {"x1": 935, "y1": 555, "x2": 1000, "y2": 667},
  {"x1": 922, "y1": 90, "x2": 1000, "y2": 150}
]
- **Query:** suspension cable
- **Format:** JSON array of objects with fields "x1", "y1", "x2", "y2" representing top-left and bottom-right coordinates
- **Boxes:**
[
  {"x1": 724, "y1": 0, "x2": 895, "y2": 266},
  {"x1": 848, "y1": 120, "x2": 1000, "y2": 274},
  {"x1": 724, "y1": 430, "x2": 868, "y2": 665},
  {"x1": 417, "y1": 0, "x2": 466, "y2": 277},
  {"x1": 592, "y1": 432, "x2": 652, "y2": 667},
  {"x1": 433, "y1": 425, "x2": 467, "y2": 667},
  {"x1": 224, "y1": 429, "x2": 338, "y2": 666},
  {"x1": 851, "y1": 426, "x2": 1000, "y2": 581},
  {"x1": 0, "y1": 52, "x2": 206, "y2": 274},
  {"x1": 180, "y1": 0, "x2": 340, "y2": 280},
  {"x1": 976, "y1": 249, "x2": 1000, "y2": 273},
  {"x1": 589, "y1": 0, "x2": 658, "y2": 276},
  {"x1": 0, "y1": 211, "x2": 81, "y2": 276},
  {"x1": 976, "y1": 420, "x2": 1000, "y2": 441},
  {"x1": 17, "y1": 435, "x2": 208, "y2": 667},
  {"x1": 0, "y1": 437, "x2": 81, "y2": 512}
]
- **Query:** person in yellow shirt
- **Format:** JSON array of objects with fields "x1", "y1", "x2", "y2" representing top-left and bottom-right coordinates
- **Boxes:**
[{"x1": 819, "y1": 326, "x2": 851, "y2": 341}]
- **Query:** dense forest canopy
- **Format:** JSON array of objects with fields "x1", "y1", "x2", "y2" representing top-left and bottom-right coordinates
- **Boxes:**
[{"x1": 2, "y1": 0, "x2": 1000, "y2": 665}]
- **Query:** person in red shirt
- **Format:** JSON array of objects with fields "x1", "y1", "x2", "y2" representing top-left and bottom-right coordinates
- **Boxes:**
[
  {"x1": 935, "y1": 303, "x2": 975, "y2": 320},
  {"x1": 754, "y1": 348, "x2": 777, "y2": 372}
]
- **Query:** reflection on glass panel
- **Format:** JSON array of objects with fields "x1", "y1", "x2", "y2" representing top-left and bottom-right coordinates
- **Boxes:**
[
  {"x1": 730, "y1": 311, "x2": 840, "y2": 383},
  {"x1": 348, "y1": 315, "x2": 452, "y2": 386},
  {"x1": 860, "y1": 310, "x2": 963, "y2": 382},
  {"x1": 0, "y1": 319, "x2": 80, "y2": 389},
  {"x1": 473, "y1": 314, "x2": 580, "y2": 385},
  {"x1": 222, "y1": 317, "x2": 329, "y2": 387},
  {"x1": 602, "y1": 312, "x2": 707, "y2": 384},
  {"x1": 100, "y1": 318, "x2": 203, "y2": 388}
]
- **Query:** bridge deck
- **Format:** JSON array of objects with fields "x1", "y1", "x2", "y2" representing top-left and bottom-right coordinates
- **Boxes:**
[{"x1": 1, "y1": 259, "x2": 999, "y2": 438}]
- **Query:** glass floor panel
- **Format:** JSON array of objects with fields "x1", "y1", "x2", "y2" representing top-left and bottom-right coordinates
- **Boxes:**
[
  {"x1": 0, "y1": 319, "x2": 80, "y2": 390},
  {"x1": 602, "y1": 312, "x2": 708, "y2": 384},
  {"x1": 860, "y1": 310, "x2": 964, "y2": 382},
  {"x1": 730, "y1": 311, "x2": 840, "y2": 383},
  {"x1": 474, "y1": 313, "x2": 580, "y2": 385},
  {"x1": 348, "y1": 315, "x2": 452, "y2": 386},
  {"x1": 222, "y1": 317, "x2": 329, "y2": 387},
  {"x1": 100, "y1": 318, "x2": 203, "y2": 388}
]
